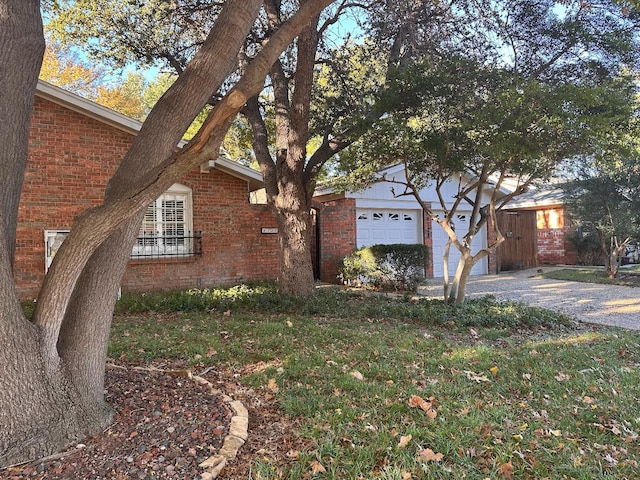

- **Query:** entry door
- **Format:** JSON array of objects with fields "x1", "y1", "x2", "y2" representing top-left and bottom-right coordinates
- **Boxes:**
[{"x1": 497, "y1": 210, "x2": 537, "y2": 271}]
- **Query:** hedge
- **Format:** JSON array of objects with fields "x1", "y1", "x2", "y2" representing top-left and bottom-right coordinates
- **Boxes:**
[{"x1": 338, "y1": 243, "x2": 430, "y2": 291}]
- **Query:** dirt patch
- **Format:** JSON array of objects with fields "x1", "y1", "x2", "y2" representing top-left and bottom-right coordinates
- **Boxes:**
[{"x1": 2, "y1": 361, "x2": 298, "y2": 480}]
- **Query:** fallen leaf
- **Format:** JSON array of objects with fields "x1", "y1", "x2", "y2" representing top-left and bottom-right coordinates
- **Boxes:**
[
  {"x1": 464, "y1": 370, "x2": 490, "y2": 383},
  {"x1": 223, "y1": 310, "x2": 231, "y2": 316},
  {"x1": 489, "y1": 366, "x2": 499, "y2": 376},
  {"x1": 554, "y1": 372, "x2": 570, "y2": 382},
  {"x1": 310, "y1": 460, "x2": 326, "y2": 474},
  {"x1": 604, "y1": 453, "x2": 618, "y2": 465},
  {"x1": 286, "y1": 320, "x2": 293, "y2": 327},
  {"x1": 582, "y1": 396, "x2": 595, "y2": 404},
  {"x1": 408, "y1": 395, "x2": 438, "y2": 419},
  {"x1": 349, "y1": 370, "x2": 364, "y2": 381},
  {"x1": 398, "y1": 434, "x2": 412, "y2": 449},
  {"x1": 286, "y1": 450, "x2": 300, "y2": 460},
  {"x1": 498, "y1": 461, "x2": 513, "y2": 479},
  {"x1": 417, "y1": 448, "x2": 443, "y2": 462},
  {"x1": 268, "y1": 378, "x2": 279, "y2": 393},
  {"x1": 401, "y1": 472, "x2": 412, "y2": 479}
]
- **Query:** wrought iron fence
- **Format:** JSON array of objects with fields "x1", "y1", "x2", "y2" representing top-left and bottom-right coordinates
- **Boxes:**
[{"x1": 131, "y1": 231, "x2": 202, "y2": 258}]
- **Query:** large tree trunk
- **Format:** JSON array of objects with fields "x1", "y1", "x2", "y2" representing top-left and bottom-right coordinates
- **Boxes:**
[
  {"x1": 0, "y1": 0, "x2": 100, "y2": 466},
  {"x1": 1, "y1": 0, "x2": 336, "y2": 466},
  {"x1": 244, "y1": 1, "x2": 322, "y2": 296},
  {"x1": 274, "y1": 185, "x2": 316, "y2": 295},
  {"x1": 0, "y1": 0, "x2": 44, "y2": 261},
  {"x1": 0, "y1": 0, "x2": 338, "y2": 468}
]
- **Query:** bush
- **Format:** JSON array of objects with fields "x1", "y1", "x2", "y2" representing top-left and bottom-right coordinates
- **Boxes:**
[
  {"x1": 338, "y1": 244, "x2": 429, "y2": 291},
  {"x1": 567, "y1": 231, "x2": 604, "y2": 266}
]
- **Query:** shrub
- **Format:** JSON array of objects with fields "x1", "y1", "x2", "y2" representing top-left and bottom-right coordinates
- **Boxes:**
[
  {"x1": 338, "y1": 244, "x2": 429, "y2": 291},
  {"x1": 566, "y1": 230, "x2": 604, "y2": 266}
]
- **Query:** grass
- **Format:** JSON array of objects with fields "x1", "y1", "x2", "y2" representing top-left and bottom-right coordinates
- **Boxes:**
[
  {"x1": 110, "y1": 285, "x2": 640, "y2": 479},
  {"x1": 539, "y1": 266, "x2": 640, "y2": 287}
]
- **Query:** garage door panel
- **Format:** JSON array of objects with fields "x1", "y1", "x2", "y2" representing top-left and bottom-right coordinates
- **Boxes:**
[
  {"x1": 431, "y1": 211, "x2": 487, "y2": 277},
  {"x1": 356, "y1": 209, "x2": 421, "y2": 248}
]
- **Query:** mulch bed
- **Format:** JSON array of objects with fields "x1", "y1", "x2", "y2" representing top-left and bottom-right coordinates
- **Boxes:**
[
  {"x1": 617, "y1": 271, "x2": 640, "y2": 287},
  {"x1": 2, "y1": 361, "x2": 304, "y2": 480}
]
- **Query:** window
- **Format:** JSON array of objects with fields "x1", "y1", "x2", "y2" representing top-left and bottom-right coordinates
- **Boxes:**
[
  {"x1": 388, "y1": 213, "x2": 399, "y2": 221},
  {"x1": 44, "y1": 230, "x2": 69, "y2": 272},
  {"x1": 132, "y1": 184, "x2": 200, "y2": 258}
]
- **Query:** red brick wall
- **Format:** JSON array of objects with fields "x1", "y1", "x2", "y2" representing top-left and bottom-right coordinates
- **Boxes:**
[
  {"x1": 316, "y1": 199, "x2": 436, "y2": 282},
  {"x1": 536, "y1": 207, "x2": 577, "y2": 265},
  {"x1": 317, "y1": 198, "x2": 356, "y2": 283},
  {"x1": 15, "y1": 96, "x2": 279, "y2": 299}
]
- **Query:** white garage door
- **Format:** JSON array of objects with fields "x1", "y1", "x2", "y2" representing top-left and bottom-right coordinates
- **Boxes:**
[
  {"x1": 431, "y1": 211, "x2": 487, "y2": 277},
  {"x1": 356, "y1": 209, "x2": 421, "y2": 248}
]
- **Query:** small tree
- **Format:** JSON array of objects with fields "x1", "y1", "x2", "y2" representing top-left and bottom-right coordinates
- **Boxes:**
[{"x1": 563, "y1": 156, "x2": 640, "y2": 277}]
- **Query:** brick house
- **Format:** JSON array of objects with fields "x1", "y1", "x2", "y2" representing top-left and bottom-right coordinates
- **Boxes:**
[
  {"x1": 15, "y1": 80, "x2": 280, "y2": 300},
  {"x1": 313, "y1": 164, "x2": 492, "y2": 283},
  {"x1": 493, "y1": 187, "x2": 577, "y2": 272},
  {"x1": 313, "y1": 165, "x2": 580, "y2": 283}
]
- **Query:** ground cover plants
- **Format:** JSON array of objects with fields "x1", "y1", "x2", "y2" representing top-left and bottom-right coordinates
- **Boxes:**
[{"x1": 107, "y1": 285, "x2": 640, "y2": 479}]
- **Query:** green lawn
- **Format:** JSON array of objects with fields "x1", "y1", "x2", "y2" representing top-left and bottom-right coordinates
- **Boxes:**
[
  {"x1": 110, "y1": 286, "x2": 640, "y2": 479},
  {"x1": 539, "y1": 266, "x2": 640, "y2": 287}
]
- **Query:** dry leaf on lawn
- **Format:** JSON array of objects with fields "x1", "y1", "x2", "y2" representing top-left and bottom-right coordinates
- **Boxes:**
[
  {"x1": 408, "y1": 395, "x2": 438, "y2": 419},
  {"x1": 267, "y1": 378, "x2": 279, "y2": 393},
  {"x1": 417, "y1": 448, "x2": 444, "y2": 462},
  {"x1": 498, "y1": 461, "x2": 513, "y2": 478},
  {"x1": 397, "y1": 434, "x2": 412, "y2": 449},
  {"x1": 310, "y1": 460, "x2": 326, "y2": 474},
  {"x1": 464, "y1": 370, "x2": 490, "y2": 383},
  {"x1": 349, "y1": 370, "x2": 364, "y2": 381}
]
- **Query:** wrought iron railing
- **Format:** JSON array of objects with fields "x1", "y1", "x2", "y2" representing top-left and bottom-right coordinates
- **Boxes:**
[{"x1": 131, "y1": 231, "x2": 202, "y2": 258}]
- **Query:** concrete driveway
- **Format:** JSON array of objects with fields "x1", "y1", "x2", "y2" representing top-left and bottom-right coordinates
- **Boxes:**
[{"x1": 418, "y1": 267, "x2": 640, "y2": 330}]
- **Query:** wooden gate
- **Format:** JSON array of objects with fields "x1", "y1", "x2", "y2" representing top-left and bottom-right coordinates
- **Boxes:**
[{"x1": 497, "y1": 210, "x2": 537, "y2": 271}]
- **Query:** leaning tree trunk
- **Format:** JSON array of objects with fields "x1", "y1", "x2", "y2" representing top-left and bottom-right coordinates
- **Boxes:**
[
  {"x1": 2, "y1": 0, "x2": 341, "y2": 466},
  {"x1": 0, "y1": 0, "x2": 103, "y2": 466},
  {"x1": 448, "y1": 254, "x2": 474, "y2": 305}
]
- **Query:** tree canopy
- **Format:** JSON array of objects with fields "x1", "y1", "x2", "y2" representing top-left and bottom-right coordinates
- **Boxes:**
[
  {"x1": 563, "y1": 144, "x2": 640, "y2": 277},
  {"x1": 333, "y1": 0, "x2": 640, "y2": 303}
]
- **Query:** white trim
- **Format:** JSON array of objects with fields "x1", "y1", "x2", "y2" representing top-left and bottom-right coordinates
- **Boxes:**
[
  {"x1": 44, "y1": 230, "x2": 70, "y2": 272},
  {"x1": 36, "y1": 80, "x2": 143, "y2": 136},
  {"x1": 199, "y1": 157, "x2": 263, "y2": 192},
  {"x1": 133, "y1": 184, "x2": 194, "y2": 258},
  {"x1": 35, "y1": 80, "x2": 264, "y2": 190}
]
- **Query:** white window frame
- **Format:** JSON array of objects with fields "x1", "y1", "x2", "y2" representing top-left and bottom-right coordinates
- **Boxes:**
[
  {"x1": 132, "y1": 183, "x2": 194, "y2": 258},
  {"x1": 44, "y1": 230, "x2": 70, "y2": 272}
]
